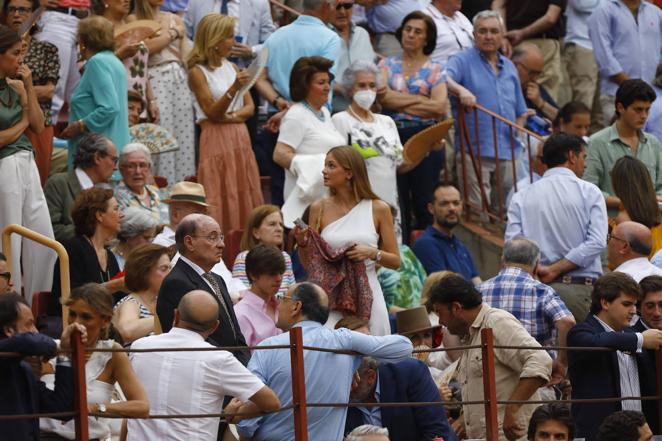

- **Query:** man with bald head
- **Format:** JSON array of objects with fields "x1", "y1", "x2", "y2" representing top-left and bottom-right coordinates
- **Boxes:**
[
  {"x1": 130, "y1": 290, "x2": 280, "y2": 441},
  {"x1": 157, "y1": 214, "x2": 249, "y2": 366},
  {"x1": 608, "y1": 221, "x2": 662, "y2": 282},
  {"x1": 237, "y1": 282, "x2": 414, "y2": 441},
  {"x1": 513, "y1": 43, "x2": 559, "y2": 121}
]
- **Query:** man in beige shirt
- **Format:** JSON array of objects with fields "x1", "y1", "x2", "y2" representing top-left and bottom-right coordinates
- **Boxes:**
[{"x1": 427, "y1": 274, "x2": 552, "y2": 441}]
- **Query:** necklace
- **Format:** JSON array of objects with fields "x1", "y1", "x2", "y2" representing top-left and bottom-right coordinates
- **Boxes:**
[
  {"x1": 302, "y1": 100, "x2": 325, "y2": 122},
  {"x1": 347, "y1": 105, "x2": 374, "y2": 124}
]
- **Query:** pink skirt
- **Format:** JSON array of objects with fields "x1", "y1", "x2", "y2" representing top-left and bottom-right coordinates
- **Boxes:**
[{"x1": 197, "y1": 121, "x2": 263, "y2": 231}]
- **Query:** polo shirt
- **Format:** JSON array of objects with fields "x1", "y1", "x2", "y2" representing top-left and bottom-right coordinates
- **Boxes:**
[
  {"x1": 584, "y1": 123, "x2": 662, "y2": 200},
  {"x1": 411, "y1": 225, "x2": 478, "y2": 279}
]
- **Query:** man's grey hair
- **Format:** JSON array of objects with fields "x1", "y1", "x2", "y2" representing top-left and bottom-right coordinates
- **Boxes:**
[
  {"x1": 502, "y1": 237, "x2": 541, "y2": 267},
  {"x1": 357, "y1": 356, "x2": 379, "y2": 372},
  {"x1": 119, "y1": 142, "x2": 152, "y2": 167},
  {"x1": 117, "y1": 207, "x2": 158, "y2": 242},
  {"x1": 303, "y1": 0, "x2": 334, "y2": 11},
  {"x1": 472, "y1": 10, "x2": 505, "y2": 30},
  {"x1": 344, "y1": 425, "x2": 390, "y2": 441},
  {"x1": 72, "y1": 133, "x2": 112, "y2": 169},
  {"x1": 341, "y1": 60, "x2": 382, "y2": 99}
]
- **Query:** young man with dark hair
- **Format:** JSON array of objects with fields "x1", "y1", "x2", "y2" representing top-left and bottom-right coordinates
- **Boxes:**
[
  {"x1": 0, "y1": 292, "x2": 87, "y2": 441},
  {"x1": 234, "y1": 244, "x2": 286, "y2": 346},
  {"x1": 428, "y1": 274, "x2": 552, "y2": 440},
  {"x1": 568, "y1": 272, "x2": 662, "y2": 440},
  {"x1": 412, "y1": 181, "x2": 481, "y2": 283},
  {"x1": 585, "y1": 79, "x2": 662, "y2": 214},
  {"x1": 527, "y1": 403, "x2": 574, "y2": 441},
  {"x1": 597, "y1": 410, "x2": 653, "y2": 441},
  {"x1": 507, "y1": 133, "x2": 608, "y2": 322}
]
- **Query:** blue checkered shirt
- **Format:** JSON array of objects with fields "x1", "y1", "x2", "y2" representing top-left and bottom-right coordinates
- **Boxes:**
[{"x1": 478, "y1": 267, "x2": 572, "y2": 348}]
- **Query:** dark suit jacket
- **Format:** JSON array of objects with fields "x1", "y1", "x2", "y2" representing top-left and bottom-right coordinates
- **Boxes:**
[
  {"x1": 43, "y1": 170, "x2": 82, "y2": 243},
  {"x1": 0, "y1": 333, "x2": 74, "y2": 441},
  {"x1": 344, "y1": 359, "x2": 458, "y2": 441},
  {"x1": 631, "y1": 318, "x2": 659, "y2": 434},
  {"x1": 157, "y1": 258, "x2": 250, "y2": 366},
  {"x1": 568, "y1": 314, "x2": 648, "y2": 439}
]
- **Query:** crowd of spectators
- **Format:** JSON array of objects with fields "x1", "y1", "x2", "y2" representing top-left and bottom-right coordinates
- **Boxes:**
[{"x1": 3, "y1": 0, "x2": 662, "y2": 440}]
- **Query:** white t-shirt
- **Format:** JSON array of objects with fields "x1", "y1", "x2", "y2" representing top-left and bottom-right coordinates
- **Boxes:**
[
  {"x1": 127, "y1": 327, "x2": 265, "y2": 440},
  {"x1": 278, "y1": 103, "x2": 345, "y2": 200},
  {"x1": 332, "y1": 111, "x2": 403, "y2": 238}
]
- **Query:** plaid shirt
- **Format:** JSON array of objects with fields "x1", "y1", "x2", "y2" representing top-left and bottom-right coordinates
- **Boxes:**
[
  {"x1": 114, "y1": 181, "x2": 169, "y2": 225},
  {"x1": 478, "y1": 267, "x2": 572, "y2": 347}
]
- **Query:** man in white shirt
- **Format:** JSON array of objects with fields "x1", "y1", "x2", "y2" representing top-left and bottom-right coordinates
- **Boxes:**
[
  {"x1": 423, "y1": 0, "x2": 474, "y2": 66},
  {"x1": 128, "y1": 290, "x2": 280, "y2": 440},
  {"x1": 608, "y1": 221, "x2": 662, "y2": 282}
]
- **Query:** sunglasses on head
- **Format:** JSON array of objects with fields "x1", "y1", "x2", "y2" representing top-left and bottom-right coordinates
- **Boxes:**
[{"x1": 336, "y1": 2, "x2": 353, "y2": 10}]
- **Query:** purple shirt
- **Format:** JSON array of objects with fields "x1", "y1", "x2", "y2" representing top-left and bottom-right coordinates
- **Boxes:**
[{"x1": 234, "y1": 290, "x2": 282, "y2": 348}]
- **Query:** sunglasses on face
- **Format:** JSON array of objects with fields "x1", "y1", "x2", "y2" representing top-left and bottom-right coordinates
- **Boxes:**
[
  {"x1": 0, "y1": 271, "x2": 11, "y2": 281},
  {"x1": 336, "y1": 2, "x2": 353, "y2": 10}
]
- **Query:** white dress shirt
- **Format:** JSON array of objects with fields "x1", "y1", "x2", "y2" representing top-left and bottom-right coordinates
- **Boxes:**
[
  {"x1": 74, "y1": 167, "x2": 94, "y2": 190},
  {"x1": 506, "y1": 167, "x2": 608, "y2": 278},
  {"x1": 424, "y1": 3, "x2": 474, "y2": 66},
  {"x1": 594, "y1": 315, "x2": 642, "y2": 412},
  {"x1": 613, "y1": 257, "x2": 662, "y2": 282},
  {"x1": 127, "y1": 327, "x2": 265, "y2": 440}
]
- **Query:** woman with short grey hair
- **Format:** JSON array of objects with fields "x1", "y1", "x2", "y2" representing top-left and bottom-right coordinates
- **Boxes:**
[
  {"x1": 115, "y1": 142, "x2": 169, "y2": 225},
  {"x1": 332, "y1": 60, "x2": 422, "y2": 241},
  {"x1": 344, "y1": 425, "x2": 390, "y2": 441},
  {"x1": 113, "y1": 207, "x2": 159, "y2": 270}
]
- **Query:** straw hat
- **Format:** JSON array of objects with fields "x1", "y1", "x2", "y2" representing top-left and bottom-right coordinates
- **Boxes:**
[
  {"x1": 396, "y1": 306, "x2": 441, "y2": 336},
  {"x1": 403, "y1": 118, "x2": 454, "y2": 164},
  {"x1": 163, "y1": 181, "x2": 211, "y2": 207}
]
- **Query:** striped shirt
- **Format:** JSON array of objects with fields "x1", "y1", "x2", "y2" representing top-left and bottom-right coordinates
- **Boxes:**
[{"x1": 232, "y1": 250, "x2": 295, "y2": 297}]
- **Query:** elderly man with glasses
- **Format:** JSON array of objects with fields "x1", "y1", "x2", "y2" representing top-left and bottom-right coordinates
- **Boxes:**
[
  {"x1": 115, "y1": 142, "x2": 169, "y2": 225},
  {"x1": 608, "y1": 221, "x2": 662, "y2": 282}
]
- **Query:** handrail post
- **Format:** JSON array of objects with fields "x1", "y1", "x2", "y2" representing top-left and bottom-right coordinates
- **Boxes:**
[
  {"x1": 290, "y1": 327, "x2": 308, "y2": 441},
  {"x1": 481, "y1": 328, "x2": 499, "y2": 441},
  {"x1": 656, "y1": 350, "x2": 662, "y2": 429},
  {"x1": 72, "y1": 329, "x2": 89, "y2": 441}
]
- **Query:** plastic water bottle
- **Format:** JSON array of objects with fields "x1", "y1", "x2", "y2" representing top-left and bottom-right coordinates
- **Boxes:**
[{"x1": 526, "y1": 115, "x2": 551, "y2": 136}]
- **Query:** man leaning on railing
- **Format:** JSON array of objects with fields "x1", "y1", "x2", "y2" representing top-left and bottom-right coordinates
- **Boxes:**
[{"x1": 0, "y1": 292, "x2": 87, "y2": 441}]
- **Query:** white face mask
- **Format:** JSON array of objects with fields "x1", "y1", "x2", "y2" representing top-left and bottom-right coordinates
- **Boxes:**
[{"x1": 353, "y1": 89, "x2": 376, "y2": 111}]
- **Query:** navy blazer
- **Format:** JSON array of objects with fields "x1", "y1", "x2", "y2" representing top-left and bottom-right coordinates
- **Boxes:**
[
  {"x1": 344, "y1": 358, "x2": 458, "y2": 441},
  {"x1": 157, "y1": 258, "x2": 250, "y2": 366},
  {"x1": 0, "y1": 333, "x2": 74, "y2": 441},
  {"x1": 631, "y1": 318, "x2": 659, "y2": 434},
  {"x1": 568, "y1": 314, "x2": 644, "y2": 440}
]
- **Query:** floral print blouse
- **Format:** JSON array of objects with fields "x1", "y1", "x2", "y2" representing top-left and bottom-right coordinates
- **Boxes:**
[{"x1": 24, "y1": 39, "x2": 59, "y2": 126}]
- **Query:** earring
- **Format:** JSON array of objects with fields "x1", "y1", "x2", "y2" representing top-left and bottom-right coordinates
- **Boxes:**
[{"x1": 104, "y1": 3, "x2": 109, "y2": 7}]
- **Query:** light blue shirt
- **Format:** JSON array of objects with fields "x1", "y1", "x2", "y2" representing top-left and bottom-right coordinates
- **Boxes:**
[
  {"x1": 565, "y1": 0, "x2": 601, "y2": 50},
  {"x1": 588, "y1": 0, "x2": 662, "y2": 97},
  {"x1": 645, "y1": 87, "x2": 662, "y2": 143},
  {"x1": 446, "y1": 47, "x2": 528, "y2": 159},
  {"x1": 356, "y1": 376, "x2": 382, "y2": 426},
  {"x1": 236, "y1": 321, "x2": 413, "y2": 441},
  {"x1": 263, "y1": 15, "x2": 342, "y2": 104},
  {"x1": 506, "y1": 172, "x2": 541, "y2": 209},
  {"x1": 365, "y1": 0, "x2": 424, "y2": 33},
  {"x1": 333, "y1": 24, "x2": 376, "y2": 112},
  {"x1": 652, "y1": 248, "x2": 662, "y2": 269},
  {"x1": 506, "y1": 167, "x2": 608, "y2": 278}
]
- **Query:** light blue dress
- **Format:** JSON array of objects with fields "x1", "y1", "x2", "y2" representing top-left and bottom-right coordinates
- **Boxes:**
[{"x1": 68, "y1": 50, "x2": 129, "y2": 164}]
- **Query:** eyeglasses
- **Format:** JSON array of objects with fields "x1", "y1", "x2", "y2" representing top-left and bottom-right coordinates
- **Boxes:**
[
  {"x1": 607, "y1": 232, "x2": 629, "y2": 246},
  {"x1": 336, "y1": 2, "x2": 353, "y2": 10},
  {"x1": 515, "y1": 61, "x2": 543, "y2": 78},
  {"x1": 191, "y1": 233, "x2": 224, "y2": 243},
  {"x1": 8, "y1": 6, "x2": 32, "y2": 14},
  {"x1": 0, "y1": 271, "x2": 10, "y2": 281},
  {"x1": 102, "y1": 152, "x2": 119, "y2": 165},
  {"x1": 121, "y1": 162, "x2": 150, "y2": 171}
]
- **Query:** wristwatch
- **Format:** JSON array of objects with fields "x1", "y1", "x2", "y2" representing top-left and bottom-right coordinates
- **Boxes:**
[
  {"x1": 374, "y1": 250, "x2": 383, "y2": 263},
  {"x1": 98, "y1": 403, "x2": 107, "y2": 414}
]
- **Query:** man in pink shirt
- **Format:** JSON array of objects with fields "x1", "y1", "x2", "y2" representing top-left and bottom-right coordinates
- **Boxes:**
[{"x1": 234, "y1": 244, "x2": 285, "y2": 347}]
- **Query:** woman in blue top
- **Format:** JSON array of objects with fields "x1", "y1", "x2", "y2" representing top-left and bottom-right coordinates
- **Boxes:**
[
  {"x1": 60, "y1": 16, "x2": 129, "y2": 165},
  {"x1": 378, "y1": 11, "x2": 447, "y2": 243}
]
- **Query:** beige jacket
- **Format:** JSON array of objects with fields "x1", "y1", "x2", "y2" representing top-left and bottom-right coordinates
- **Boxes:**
[{"x1": 457, "y1": 304, "x2": 552, "y2": 441}]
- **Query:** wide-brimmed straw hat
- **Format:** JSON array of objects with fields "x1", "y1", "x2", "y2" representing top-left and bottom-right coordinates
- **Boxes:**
[
  {"x1": 396, "y1": 306, "x2": 442, "y2": 336},
  {"x1": 162, "y1": 181, "x2": 211, "y2": 207}
]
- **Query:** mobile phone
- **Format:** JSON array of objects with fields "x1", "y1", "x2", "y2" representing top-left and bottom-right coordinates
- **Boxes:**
[{"x1": 293, "y1": 218, "x2": 308, "y2": 230}]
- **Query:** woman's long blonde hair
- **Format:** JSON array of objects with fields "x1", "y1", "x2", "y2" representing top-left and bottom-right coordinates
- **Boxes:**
[
  {"x1": 186, "y1": 13, "x2": 236, "y2": 69},
  {"x1": 327, "y1": 146, "x2": 379, "y2": 201},
  {"x1": 133, "y1": 0, "x2": 155, "y2": 20}
]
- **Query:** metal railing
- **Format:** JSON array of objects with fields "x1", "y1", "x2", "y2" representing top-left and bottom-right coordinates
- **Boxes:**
[{"x1": 2, "y1": 327, "x2": 661, "y2": 441}]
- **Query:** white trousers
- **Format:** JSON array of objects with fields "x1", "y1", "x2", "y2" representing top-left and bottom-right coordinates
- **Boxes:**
[
  {"x1": 34, "y1": 11, "x2": 81, "y2": 122},
  {"x1": 0, "y1": 151, "x2": 56, "y2": 304}
]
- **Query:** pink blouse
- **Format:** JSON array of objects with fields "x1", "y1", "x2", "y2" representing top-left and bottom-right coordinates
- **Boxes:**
[{"x1": 234, "y1": 290, "x2": 282, "y2": 348}]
